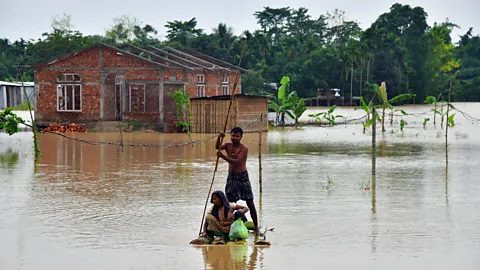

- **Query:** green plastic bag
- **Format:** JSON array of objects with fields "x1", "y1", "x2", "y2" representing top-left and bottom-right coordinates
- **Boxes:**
[{"x1": 229, "y1": 219, "x2": 249, "y2": 240}]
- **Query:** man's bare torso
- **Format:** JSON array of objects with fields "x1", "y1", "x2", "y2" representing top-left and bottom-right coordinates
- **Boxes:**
[{"x1": 224, "y1": 142, "x2": 248, "y2": 172}]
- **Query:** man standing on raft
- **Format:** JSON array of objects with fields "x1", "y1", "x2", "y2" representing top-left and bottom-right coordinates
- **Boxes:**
[{"x1": 216, "y1": 127, "x2": 263, "y2": 238}]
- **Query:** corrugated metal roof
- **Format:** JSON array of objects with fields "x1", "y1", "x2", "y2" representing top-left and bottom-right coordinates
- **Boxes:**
[{"x1": 0, "y1": 81, "x2": 34, "y2": 87}]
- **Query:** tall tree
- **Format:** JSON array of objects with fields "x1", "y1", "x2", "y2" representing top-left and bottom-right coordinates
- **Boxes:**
[{"x1": 165, "y1": 18, "x2": 203, "y2": 47}]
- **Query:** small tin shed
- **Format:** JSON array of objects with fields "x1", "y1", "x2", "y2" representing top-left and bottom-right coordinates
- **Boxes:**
[{"x1": 190, "y1": 94, "x2": 268, "y2": 133}]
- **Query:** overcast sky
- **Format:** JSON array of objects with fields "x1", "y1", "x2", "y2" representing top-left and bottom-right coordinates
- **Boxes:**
[{"x1": 0, "y1": 0, "x2": 478, "y2": 42}]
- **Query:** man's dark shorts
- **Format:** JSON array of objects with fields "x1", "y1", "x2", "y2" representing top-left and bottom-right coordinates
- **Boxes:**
[{"x1": 225, "y1": 171, "x2": 254, "y2": 202}]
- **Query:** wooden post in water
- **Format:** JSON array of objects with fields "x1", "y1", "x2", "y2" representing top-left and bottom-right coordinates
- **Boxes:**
[
  {"x1": 372, "y1": 107, "x2": 376, "y2": 175},
  {"x1": 371, "y1": 106, "x2": 377, "y2": 213},
  {"x1": 117, "y1": 119, "x2": 124, "y2": 152},
  {"x1": 259, "y1": 114, "x2": 263, "y2": 194},
  {"x1": 445, "y1": 80, "x2": 452, "y2": 167}
]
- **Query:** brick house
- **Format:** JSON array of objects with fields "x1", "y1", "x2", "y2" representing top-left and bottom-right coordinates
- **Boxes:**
[{"x1": 33, "y1": 43, "x2": 246, "y2": 132}]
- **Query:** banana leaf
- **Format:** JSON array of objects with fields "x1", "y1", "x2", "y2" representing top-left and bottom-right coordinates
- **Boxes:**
[
  {"x1": 278, "y1": 76, "x2": 290, "y2": 100},
  {"x1": 285, "y1": 110, "x2": 295, "y2": 120},
  {"x1": 364, "y1": 119, "x2": 373, "y2": 127},
  {"x1": 423, "y1": 118, "x2": 430, "y2": 126},
  {"x1": 448, "y1": 113, "x2": 455, "y2": 127},
  {"x1": 389, "y1": 93, "x2": 416, "y2": 104},
  {"x1": 327, "y1": 105, "x2": 337, "y2": 115},
  {"x1": 379, "y1": 82, "x2": 388, "y2": 106},
  {"x1": 359, "y1": 97, "x2": 370, "y2": 114}
]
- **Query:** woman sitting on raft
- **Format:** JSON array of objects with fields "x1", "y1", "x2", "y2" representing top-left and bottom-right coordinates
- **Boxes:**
[{"x1": 201, "y1": 190, "x2": 249, "y2": 244}]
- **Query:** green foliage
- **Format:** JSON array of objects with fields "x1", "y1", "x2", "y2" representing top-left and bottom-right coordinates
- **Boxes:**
[
  {"x1": 278, "y1": 76, "x2": 290, "y2": 100},
  {"x1": 432, "y1": 104, "x2": 456, "y2": 128},
  {"x1": 363, "y1": 112, "x2": 381, "y2": 128},
  {"x1": 0, "y1": 108, "x2": 25, "y2": 135},
  {"x1": 129, "y1": 121, "x2": 143, "y2": 131},
  {"x1": 424, "y1": 96, "x2": 437, "y2": 104},
  {"x1": 0, "y1": 148, "x2": 20, "y2": 171},
  {"x1": 168, "y1": 88, "x2": 192, "y2": 133},
  {"x1": 32, "y1": 129, "x2": 41, "y2": 159},
  {"x1": 165, "y1": 18, "x2": 203, "y2": 47},
  {"x1": 241, "y1": 69, "x2": 267, "y2": 94},
  {"x1": 423, "y1": 118, "x2": 430, "y2": 128},
  {"x1": 359, "y1": 81, "x2": 414, "y2": 132},
  {"x1": 389, "y1": 94, "x2": 416, "y2": 105},
  {"x1": 358, "y1": 97, "x2": 371, "y2": 115},
  {"x1": 1, "y1": 5, "x2": 480, "y2": 102},
  {"x1": 11, "y1": 101, "x2": 34, "y2": 111},
  {"x1": 447, "y1": 113, "x2": 456, "y2": 127},
  {"x1": 268, "y1": 75, "x2": 306, "y2": 126},
  {"x1": 400, "y1": 119, "x2": 406, "y2": 131},
  {"x1": 308, "y1": 105, "x2": 344, "y2": 126}
]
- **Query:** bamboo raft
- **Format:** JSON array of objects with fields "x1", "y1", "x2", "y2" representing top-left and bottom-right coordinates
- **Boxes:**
[{"x1": 190, "y1": 221, "x2": 272, "y2": 246}]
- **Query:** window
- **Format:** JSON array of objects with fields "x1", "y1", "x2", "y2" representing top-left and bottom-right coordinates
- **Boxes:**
[
  {"x1": 197, "y1": 85, "x2": 205, "y2": 97},
  {"x1": 222, "y1": 85, "x2": 229, "y2": 95},
  {"x1": 222, "y1": 75, "x2": 229, "y2": 83},
  {"x1": 57, "y1": 73, "x2": 82, "y2": 112},
  {"x1": 58, "y1": 74, "x2": 81, "y2": 82},
  {"x1": 115, "y1": 76, "x2": 124, "y2": 120},
  {"x1": 129, "y1": 85, "x2": 145, "y2": 112},
  {"x1": 169, "y1": 75, "x2": 177, "y2": 81},
  {"x1": 196, "y1": 74, "x2": 205, "y2": 83}
]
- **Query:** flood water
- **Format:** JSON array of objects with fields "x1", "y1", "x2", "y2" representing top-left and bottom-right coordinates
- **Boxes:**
[{"x1": 1, "y1": 103, "x2": 480, "y2": 269}]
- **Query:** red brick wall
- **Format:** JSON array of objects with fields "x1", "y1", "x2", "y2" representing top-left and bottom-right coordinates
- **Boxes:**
[
  {"x1": 36, "y1": 69, "x2": 100, "y2": 83},
  {"x1": 125, "y1": 70, "x2": 160, "y2": 81},
  {"x1": 46, "y1": 47, "x2": 99, "y2": 67},
  {"x1": 163, "y1": 70, "x2": 185, "y2": 82},
  {"x1": 182, "y1": 70, "x2": 242, "y2": 98},
  {"x1": 101, "y1": 48, "x2": 157, "y2": 68},
  {"x1": 145, "y1": 84, "x2": 159, "y2": 112},
  {"x1": 36, "y1": 71, "x2": 102, "y2": 123},
  {"x1": 124, "y1": 112, "x2": 159, "y2": 122}
]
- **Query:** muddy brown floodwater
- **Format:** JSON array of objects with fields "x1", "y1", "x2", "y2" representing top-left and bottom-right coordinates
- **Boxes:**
[{"x1": 1, "y1": 103, "x2": 480, "y2": 269}]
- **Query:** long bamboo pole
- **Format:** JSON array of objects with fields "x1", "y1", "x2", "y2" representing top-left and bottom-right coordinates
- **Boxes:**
[
  {"x1": 15, "y1": 65, "x2": 39, "y2": 161},
  {"x1": 259, "y1": 115, "x2": 263, "y2": 193},
  {"x1": 198, "y1": 37, "x2": 248, "y2": 236}
]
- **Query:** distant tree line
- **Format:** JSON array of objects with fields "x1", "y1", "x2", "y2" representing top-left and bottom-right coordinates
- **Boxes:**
[{"x1": 1, "y1": 3, "x2": 479, "y2": 102}]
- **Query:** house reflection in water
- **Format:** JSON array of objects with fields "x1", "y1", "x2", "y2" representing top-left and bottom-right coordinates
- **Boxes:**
[{"x1": 305, "y1": 88, "x2": 360, "y2": 106}]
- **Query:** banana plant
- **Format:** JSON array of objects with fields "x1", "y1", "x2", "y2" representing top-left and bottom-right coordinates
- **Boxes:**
[
  {"x1": 358, "y1": 97, "x2": 380, "y2": 132},
  {"x1": 423, "y1": 118, "x2": 430, "y2": 129},
  {"x1": 268, "y1": 75, "x2": 307, "y2": 126},
  {"x1": 400, "y1": 119, "x2": 406, "y2": 131},
  {"x1": 424, "y1": 93, "x2": 443, "y2": 125},
  {"x1": 377, "y1": 82, "x2": 416, "y2": 132},
  {"x1": 308, "y1": 105, "x2": 344, "y2": 126},
  {"x1": 363, "y1": 82, "x2": 415, "y2": 132},
  {"x1": 291, "y1": 95, "x2": 307, "y2": 126},
  {"x1": 433, "y1": 103, "x2": 456, "y2": 128},
  {"x1": 387, "y1": 93, "x2": 415, "y2": 126},
  {"x1": 268, "y1": 94, "x2": 294, "y2": 126},
  {"x1": 389, "y1": 108, "x2": 407, "y2": 125}
]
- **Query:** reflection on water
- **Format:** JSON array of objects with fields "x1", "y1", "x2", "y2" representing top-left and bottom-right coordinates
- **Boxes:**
[
  {"x1": 196, "y1": 244, "x2": 268, "y2": 270},
  {"x1": 0, "y1": 148, "x2": 20, "y2": 173},
  {"x1": 1, "y1": 103, "x2": 480, "y2": 269}
]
